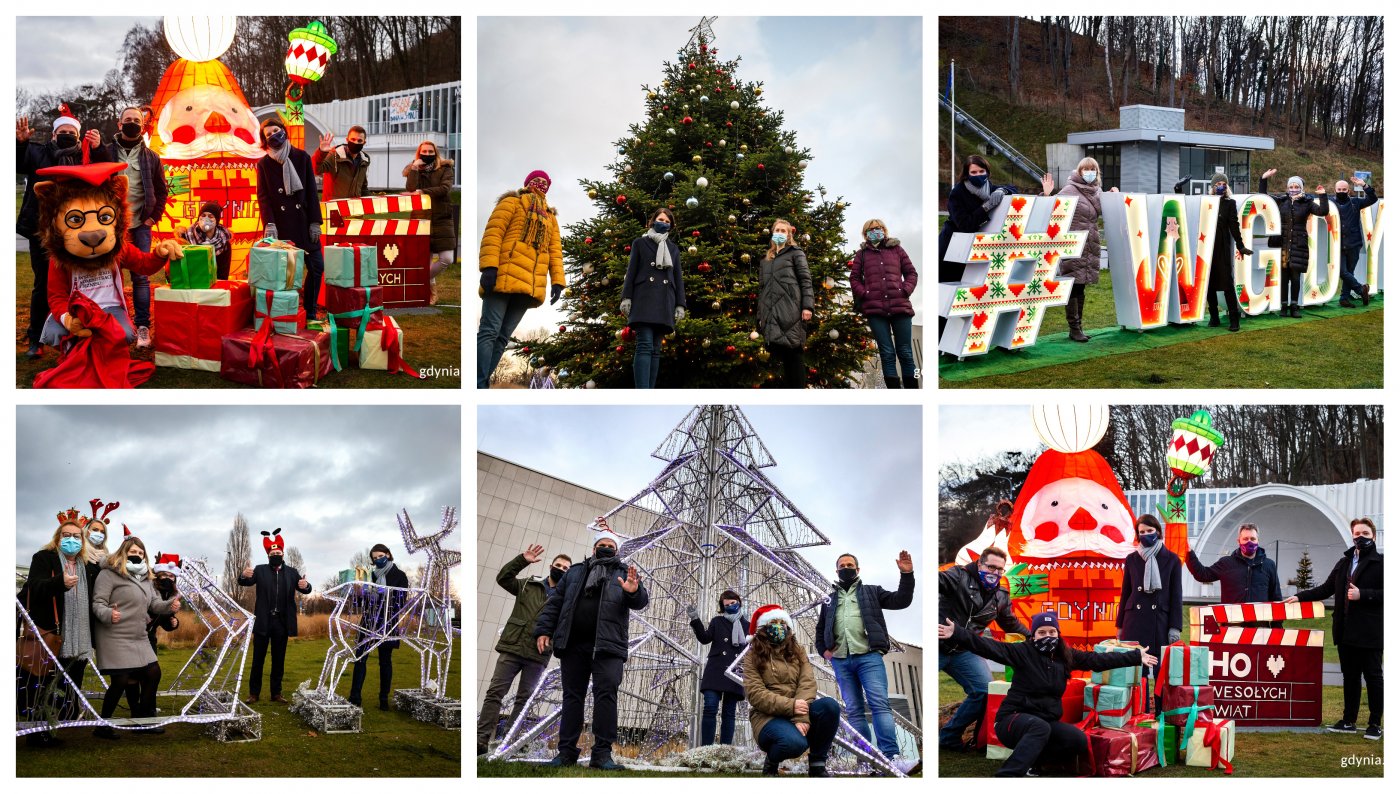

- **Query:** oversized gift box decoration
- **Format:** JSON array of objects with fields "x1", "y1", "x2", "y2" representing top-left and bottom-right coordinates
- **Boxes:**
[
  {"x1": 982, "y1": 679, "x2": 1012, "y2": 760},
  {"x1": 323, "y1": 193, "x2": 432, "y2": 307},
  {"x1": 358, "y1": 314, "x2": 420, "y2": 377},
  {"x1": 323, "y1": 243, "x2": 378, "y2": 288},
  {"x1": 1155, "y1": 719, "x2": 1181, "y2": 766},
  {"x1": 249, "y1": 239, "x2": 306, "y2": 292},
  {"x1": 253, "y1": 289, "x2": 304, "y2": 335},
  {"x1": 325, "y1": 285, "x2": 384, "y2": 343},
  {"x1": 1184, "y1": 716, "x2": 1234, "y2": 773},
  {"x1": 1084, "y1": 683, "x2": 1134, "y2": 729},
  {"x1": 1189, "y1": 599, "x2": 1326, "y2": 728},
  {"x1": 167, "y1": 244, "x2": 217, "y2": 289},
  {"x1": 1061, "y1": 676, "x2": 1086, "y2": 724},
  {"x1": 1161, "y1": 683, "x2": 1215, "y2": 729},
  {"x1": 153, "y1": 280, "x2": 253, "y2": 371},
  {"x1": 220, "y1": 327, "x2": 331, "y2": 388},
  {"x1": 1087, "y1": 717, "x2": 1159, "y2": 777},
  {"x1": 1159, "y1": 641, "x2": 1211, "y2": 687},
  {"x1": 1090, "y1": 640, "x2": 1144, "y2": 688}
]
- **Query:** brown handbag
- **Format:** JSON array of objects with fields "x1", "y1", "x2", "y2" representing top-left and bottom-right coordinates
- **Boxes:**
[{"x1": 17, "y1": 584, "x2": 63, "y2": 678}]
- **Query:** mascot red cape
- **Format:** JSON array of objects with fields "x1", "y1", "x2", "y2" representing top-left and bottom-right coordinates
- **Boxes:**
[{"x1": 32, "y1": 161, "x2": 185, "y2": 388}]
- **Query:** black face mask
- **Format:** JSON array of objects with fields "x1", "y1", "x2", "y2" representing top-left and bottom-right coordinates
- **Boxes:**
[
  {"x1": 269, "y1": 554, "x2": 284, "y2": 568},
  {"x1": 1336, "y1": 192, "x2": 1351, "y2": 203},
  {"x1": 419, "y1": 154, "x2": 436, "y2": 166},
  {"x1": 346, "y1": 141, "x2": 365, "y2": 156},
  {"x1": 55, "y1": 133, "x2": 79, "y2": 150},
  {"x1": 1033, "y1": 636, "x2": 1060, "y2": 655},
  {"x1": 550, "y1": 566, "x2": 567, "y2": 582},
  {"x1": 594, "y1": 546, "x2": 616, "y2": 560},
  {"x1": 127, "y1": 556, "x2": 143, "y2": 566},
  {"x1": 1354, "y1": 536, "x2": 1375, "y2": 552},
  {"x1": 265, "y1": 129, "x2": 287, "y2": 148},
  {"x1": 837, "y1": 568, "x2": 858, "y2": 586},
  {"x1": 121, "y1": 122, "x2": 142, "y2": 139},
  {"x1": 155, "y1": 577, "x2": 176, "y2": 595}
]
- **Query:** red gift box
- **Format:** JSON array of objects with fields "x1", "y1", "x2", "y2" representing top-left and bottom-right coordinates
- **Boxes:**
[
  {"x1": 1087, "y1": 720, "x2": 1159, "y2": 777},
  {"x1": 219, "y1": 327, "x2": 332, "y2": 388},
  {"x1": 1162, "y1": 683, "x2": 1215, "y2": 727},
  {"x1": 1062, "y1": 677, "x2": 1087, "y2": 724},
  {"x1": 324, "y1": 284, "x2": 384, "y2": 317},
  {"x1": 153, "y1": 280, "x2": 253, "y2": 371}
]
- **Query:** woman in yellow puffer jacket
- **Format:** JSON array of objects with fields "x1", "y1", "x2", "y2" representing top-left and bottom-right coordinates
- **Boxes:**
[{"x1": 477, "y1": 170, "x2": 566, "y2": 388}]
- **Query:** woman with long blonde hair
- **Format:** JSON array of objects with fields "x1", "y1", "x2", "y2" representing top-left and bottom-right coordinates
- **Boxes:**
[
  {"x1": 405, "y1": 140, "x2": 457, "y2": 305},
  {"x1": 757, "y1": 219, "x2": 814, "y2": 388},
  {"x1": 90, "y1": 533, "x2": 178, "y2": 738},
  {"x1": 1040, "y1": 156, "x2": 1118, "y2": 342}
]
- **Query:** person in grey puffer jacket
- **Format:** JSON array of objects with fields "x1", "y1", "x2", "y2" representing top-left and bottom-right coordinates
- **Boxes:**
[
  {"x1": 758, "y1": 218, "x2": 814, "y2": 388},
  {"x1": 90, "y1": 534, "x2": 178, "y2": 739},
  {"x1": 1041, "y1": 158, "x2": 1119, "y2": 342},
  {"x1": 851, "y1": 218, "x2": 918, "y2": 389}
]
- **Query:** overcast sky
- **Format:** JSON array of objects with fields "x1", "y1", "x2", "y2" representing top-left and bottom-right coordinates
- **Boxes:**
[
  {"x1": 477, "y1": 16, "x2": 924, "y2": 334},
  {"x1": 16, "y1": 17, "x2": 160, "y2": 94},
  {"x1": 478, "y1": 404, "x2": 923, "y2": 642},
  {"x1": 939, "y1": 405, "x2": 1043, "y2": 466},
  {"x1": 17, "y1": 406, "x2": 461, "y2": 589}
]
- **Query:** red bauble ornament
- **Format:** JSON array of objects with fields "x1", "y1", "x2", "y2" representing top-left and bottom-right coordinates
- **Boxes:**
[
  {"x1": 691, "y1": 230, "x2": 701, "y2": 237},
  {"x1": 726, "y1": 345, "x2": 737, "y2": 354},
  {"x1": 714, "y1": 87, "x2": 722, "y2": 93},
  {"x1": 847, "y1": 259, "x2": 855, "y2": 268},
  {"x1": 809, "y1": 367, "x2": 818, "y2": 375},
  {"x1": 522, "y1": 346, "x2": 531, "y2": 354},
  {"x1": 622, "y1": 326, "x2": 635, "y2": 341},
  {"x1": 616, "y1": 194, "x2": 627, "y2": 204},
  {"x1": 688, "y1": 62, "x2": 696, "y2": 69},
  {"x1": 584, "y1": 237, "x2": 593, "y2": 244},
  {"x1": 625, "y1": 245, "x2": 632, "y2": 253},
  {"x1": 682, "y1": 116, "x2": 693, "y2": 125},
  {"x1": 616, "y1": 345, "x2": 624, "y2": 352},
  {"x1": 559, "y1": 326, "x2": 566, "y2": 333},
  {"x1": 705, "y1": 141, "x2": 713, "y2": 147},
  {"x1": 700, "y1": 44, "x2": 707, "y2": 53},
  {"x1": 698, "y1": 262, "x2": 712, "y2": 273},
  {"x1": 662, "y1": 105, "x2": 669, "y2": 111},
  {"x1": 725, "y1": 121, "x2": 733, "y2": 128},
  {"x1": 757, "y1": 163, "x2": 765, "y2": 171}
]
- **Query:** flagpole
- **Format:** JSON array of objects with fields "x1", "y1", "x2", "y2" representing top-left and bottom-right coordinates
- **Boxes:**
[{"x1": 949, "y1": 59, "x2": 955, "y2": 186}]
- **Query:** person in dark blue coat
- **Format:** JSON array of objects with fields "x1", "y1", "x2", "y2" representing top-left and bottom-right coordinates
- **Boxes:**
[
  {"x1": 1116, "y1": 514, "x2": 1183, "y2": 691},
  {"x1": 1328, "y1": 176, "x2": 1379, "y2": 307},
  {"x1": 938, "y1": 155, "x2": 1018, "y2": 343},
  {"x1": 1186, "y1": 522, "x2": 1283, "y2": 626},
  {"x1": 621, "y1": 207, "x2": 687, "y2": 389},
  {"x1": 237, "y1": 529, "x2": 313, "y2": 704},
  {"x1": 255, "y1": 117, "x2": 325, "y2": 320},
  {"x1": 687, "y1": 588, "x2": 748, "y2": 746}
]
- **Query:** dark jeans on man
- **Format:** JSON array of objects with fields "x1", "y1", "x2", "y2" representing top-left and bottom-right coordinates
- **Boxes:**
[
  {"x1": 938, "y1": 649, "x2": 993, "y2": 748},
  {"x1": 632, "y1": 323, "x2": 665, "y2": 389},
  {"x1": 349, "y1": 645, "x2": 394, "y2": 705},
  {"x1": 757, "y1": 696, "x2": 840, "y2": 766},
  {"x1": 249, "y1": 623, "x2": 290, "y2": 697},
  {"x1": 1337, "y1": 643, "x2": 1383, "y2": 728},
  {"x1": 127, "y1": 225, "x2": 152, "y2": 328},
  {"x1": 994, "y1": 712, "x2": 1088, "y2": 777},
  {"x1": 701, "y1": 689, "x2": 742, "y2": 745},
  {"x1": 558, "y1": 644, "x2": 625, "y2": 761},
  {"x1": 28, "y1": 234, "x2": 51, "y2": 347},
  {"x1": 767, "y1": 343, "x2": 805, "y2": 388},
  {"x1": 1340, "y1": 246, "x2": 1367, "y2": 300},
  {"x1": 476, "y1": 651, "x2": 547, "y2": 747}
]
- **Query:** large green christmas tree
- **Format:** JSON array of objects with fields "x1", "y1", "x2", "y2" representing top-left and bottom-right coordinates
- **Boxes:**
[{"x1": 521, "y1": 21, "x2": 872, "y2": 389}]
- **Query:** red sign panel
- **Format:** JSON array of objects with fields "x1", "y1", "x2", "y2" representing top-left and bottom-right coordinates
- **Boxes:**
[{"x1": 1203, "y1": 644, "x2": 1323, "y2": 727}]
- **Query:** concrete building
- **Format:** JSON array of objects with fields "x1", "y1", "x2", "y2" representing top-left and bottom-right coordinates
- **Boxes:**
[
  {"x1": 476, "y1": 451, "x2": 924, "y2": 735},
  {"x1": 1124, "y1": 479, "x2": 1383, "y2": 600},
  {"x1": 1047, "y1": 105, "x2": 1274, "y2": 195}
]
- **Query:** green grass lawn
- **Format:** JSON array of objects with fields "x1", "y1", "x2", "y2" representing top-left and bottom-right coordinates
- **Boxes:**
[
  {"x1": 14, "y1": 251, "x2": 462, "y2": 388},
  {"x1": 479, "y1": 759, "x2": 713, "y2": 777},
  {"x1": 17, "y1": 636, "x2": 461, "y2": 777}
]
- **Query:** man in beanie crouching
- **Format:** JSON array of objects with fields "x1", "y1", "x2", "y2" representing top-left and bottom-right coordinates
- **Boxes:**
[{"x1": 181, "y1": 201, "x2": 233, "y2": 280}]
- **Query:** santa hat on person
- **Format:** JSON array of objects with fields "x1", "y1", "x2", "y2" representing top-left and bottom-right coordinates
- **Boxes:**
[
  {"x1": 53, "y1": 103, "x2": 80, "y2": 133},
  {"x1": 589, "y1": 516, "x2": 623, "y2": 553},
  {"x1": 122, "y1": 524, "x2": 137, "y2": 540},
  {"x1": 153, "y1": 553, "x2": 183, "y2": 577},
  {"x1": 747, "y1": 604, "x2": 793, "y2": 642},
  {"x1": 261, "y1": 528, "x2": 286, "y2": 554}
]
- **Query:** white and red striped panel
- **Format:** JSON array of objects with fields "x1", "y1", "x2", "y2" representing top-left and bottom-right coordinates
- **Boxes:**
[
  {"x1": 1191, "y1": 600, "x2": 1325, "y2": 625},
  {"x1": 328, "y1": 219, "x2": 431, "y2": 237},
  {"x1": 1190, "y1": 600, "x2": 1326, "y2": 647},
  {"x1": 1199, "y1": 625, "x2": 1325, "y2": 647},
  {"x1": 325, "y1": 193, "x2": 430, "y2": 220}
]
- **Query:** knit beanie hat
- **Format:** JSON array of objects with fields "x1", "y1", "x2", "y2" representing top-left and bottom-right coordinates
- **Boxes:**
[
  {"x1": 1287, "y1": 176, "x2": 1305, "y2": 191},
  {"x1": 524, "y1": 170, "x2": 551, "y2": 189},
  {"x1": 1030, "y1": 611, "x2": 1060, "y2": 634},
  {"x1": 199, "y1": 201, "x2": 222, "y2": 222}
]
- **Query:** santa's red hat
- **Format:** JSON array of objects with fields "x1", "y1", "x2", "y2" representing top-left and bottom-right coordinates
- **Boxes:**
[
  {"x1": 747, "y1": 604, "x2": 792, "y2": 640},
  {"x1": 153, "y1": 553, "x2": 183, "y2": 577},
  {"x1": 53, "y1": 103, "x2": 80, "y2": 133},
  {"x1": 261, "y1": 528, "x2": 285, "y2": 553},
  {"x1": 1008, "y1": 448, "x2": 1133, "y2": 557}
]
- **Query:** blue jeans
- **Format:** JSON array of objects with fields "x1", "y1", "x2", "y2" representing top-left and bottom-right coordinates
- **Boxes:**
[
  {"x1": 757, "y1": 696, "x2": 839, "y2": 766},
  {"x1": 831, "y1": 651, "x2": 900, "y2": 757},
  {"x1": 938, "y1": 649, "x2": 993, "y2": 748},
  {"x1": 866, "y1": 314, "x2": 916, "y2": 380},
  {"x1": 1340, "y1": 246, "x2": 1366, "y2": 300},
  {"x1": 701, "y1": 689, "x2": 741, "y2": 745},
  {"x1": 127, "y1": 225, "x2": 152, "y2": 328},
  {"x1": 632, "y1": 323, "x2": 664, "y2": 389},
  {"x1": 477, "y1": 291, "x2": 535, "y2": 388}
]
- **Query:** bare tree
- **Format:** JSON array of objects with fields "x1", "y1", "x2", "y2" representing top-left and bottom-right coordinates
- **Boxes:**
[
  {"x1": 287, "y1": 547, "x2": 307, "y2": 611},
  {"x1": 221, "y1": 513, "x2": 254, "y2": 609}
]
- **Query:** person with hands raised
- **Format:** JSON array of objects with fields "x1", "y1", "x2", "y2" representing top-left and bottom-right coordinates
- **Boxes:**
[
  {"x1": 533, "y1": 527, "x2": 648, "y2": 770},
  {"x1": 1259, "y1": 167, "x2": 1328, "y2": 318},
  {"x1": 313, "y1": 125, "x2": 371, "y2": 201},
  {"x1": 743, "y1": 604, "x2": 841, "y2": 776},
  {"x1": 938, "y1": 611, "x2": 1158, "y2": 777},
  {"x1": 1328, "y1": 175, "x2": 1379, "y2": 308},
  {"x1": 90, "y1": 533, "x2": 177, "y2": 739}
]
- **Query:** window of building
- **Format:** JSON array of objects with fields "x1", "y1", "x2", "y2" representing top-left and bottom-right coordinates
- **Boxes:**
[
  {"x1": 1084, "y1": 144, "x2": 1121, "y2": 190},
  {"x1": 1179, "y1": 146, "x2": 1253, "y2": 194}
]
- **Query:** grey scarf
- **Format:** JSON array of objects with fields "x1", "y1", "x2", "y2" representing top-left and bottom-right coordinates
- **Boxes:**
[
  {"x1": 266, "y1": 140, "x2": 304, "y2": 197},
  {"x1": 584, "y1": 555, "x2": 619, "y2": 594},
  {"x1": 965, "y1": 178, "x2": 992, "y2": 202},
  {"x1": 59, "y1": 556, "x2": 93, "y2": 659},
  {"x1": 724, "y1": 612, "x2": 748, "y2": 646},
  {"x1": 1138, "y1": 538, "x2": 1164, "y2": 594},
  {"x1": 644, "y1": 229, "x2": 673, "y2": 270},
  {"x1": 372, "y1": 561, "x2": 396, "y2": 585}
]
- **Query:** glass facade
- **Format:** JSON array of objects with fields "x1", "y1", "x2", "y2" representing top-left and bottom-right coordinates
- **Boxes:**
[
  {"x1": 1178, "y1": 146, "x2": 1251, "y2": 194},
  {"x1": 1084, "y1": 143, "x2": 1121, "y2": 190}
]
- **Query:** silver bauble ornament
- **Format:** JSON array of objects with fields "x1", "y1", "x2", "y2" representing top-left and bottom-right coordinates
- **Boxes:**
[
  {"x1": 686, "y1": 196, "x2": 699, "y2": 209},
  {"x1": 828, "y1": 329, "x2": 840, "y2": 340},
  {"x1": 729, "y1": 100, "x2": 740, "y2": 110},
  {"x1": 696, "y1": 177, "x2": 709, "y2": 188},
  {"x1": 664, "y1": 171, "x2": 675, "y2": 181}
]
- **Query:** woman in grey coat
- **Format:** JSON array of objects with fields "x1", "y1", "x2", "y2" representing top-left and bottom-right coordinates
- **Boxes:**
[
  {"x1": 1041, "y1": 158, "x2": 1118, "y2": 342},
  {"x1": 621, "y1": 207, "x2": 687, "y2": 389},
  {"x1": 91, "y1": 535, "x2": 178, "y2": 738},
  {"x1": 758, "y1": 218, "x2": 814, "y2": 388}
]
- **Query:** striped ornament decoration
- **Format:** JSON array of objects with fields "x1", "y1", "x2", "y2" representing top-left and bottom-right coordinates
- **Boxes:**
[{"x1": 1190, "y1": 601, "x2": 1326, "y2": 647}]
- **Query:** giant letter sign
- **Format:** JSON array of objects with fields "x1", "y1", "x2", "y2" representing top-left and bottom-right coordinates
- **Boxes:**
[
  {"x1": 1191, "y1": 601, "x2": 1325, "y2": 727},
  {"x1": 1360, "y1": 199, "x2": 1386, "y2": 289},
  {"x1": 1233, "y1": 194, "x2": 1283, "y2": 315}
]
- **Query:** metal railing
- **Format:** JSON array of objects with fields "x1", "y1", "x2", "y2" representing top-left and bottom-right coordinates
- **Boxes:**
[{"x1": 940, "y1": 93, "x2": 1045, "y2": 183}]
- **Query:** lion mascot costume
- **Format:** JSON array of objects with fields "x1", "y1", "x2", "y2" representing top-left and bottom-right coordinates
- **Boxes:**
[{"x1": 32, "y1": 161, "x2": 184, "y2": 388}]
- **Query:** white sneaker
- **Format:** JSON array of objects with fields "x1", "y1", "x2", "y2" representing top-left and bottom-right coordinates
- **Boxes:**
[
  {"x1": 890, "y1": 755, "x2": 921, "y2": 775},
  {"x1": 136, "y1": 326, "x2": 152, "y2": 349}
]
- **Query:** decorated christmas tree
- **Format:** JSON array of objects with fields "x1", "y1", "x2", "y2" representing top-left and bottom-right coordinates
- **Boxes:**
[
  {"x1": 522, "y1": 19, "x2": 872, "y2": 388},
  {"x1": 1291, "y1": 548, "x2": 1315, "y2": 591}
]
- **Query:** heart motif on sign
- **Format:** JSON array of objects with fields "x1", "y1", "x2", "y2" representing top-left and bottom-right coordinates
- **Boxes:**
[
  {"x1": 1010, "y1": 196, "x2": 1027, "y2": 212},
  {"x1": 972, "y1": 312, "x2": 989, "y2": 329},
  {"x1": 1009, "y1": 283, "x2": 1025, "y2": 296},
  {"x1": 1044, "y1": 251, "x2": 1059, "y2": 265},
  {"x1": 1266, "y1": 654, "x2": 1285, "y2": 678},
  {"x1": 385, "y1": 243, "x2": 400, "y2": 265},
  {"x1": 969, "y1": 285, "x2": 989, "y2": 300},
  {"x1": 1044, "y1": 280, "x2": 1060, "y2": 293},
  {"x1": 1009, "y1": 223, "x2": 1023, "y2": 240},
  {"x1": 1047, "y1": 223, "x2": 1061, "y2": 239}
]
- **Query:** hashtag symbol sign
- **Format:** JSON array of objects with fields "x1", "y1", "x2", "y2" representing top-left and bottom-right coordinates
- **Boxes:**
[{"x1": 941, "y1": 194, "x2": 1087, "y2": 356}]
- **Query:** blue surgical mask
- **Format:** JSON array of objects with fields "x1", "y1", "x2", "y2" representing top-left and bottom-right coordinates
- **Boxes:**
[
  {"x1": 60, "y1": 537, "x2": 83, "y2": 556},
  {"x1": 373, "y1": 557, "x2": 389, "y2": 568},
  {"x1": 1139, "y1": 532, "x2": 1158, "y2": 548},
  {"x1": 652, "y1": 221, "x2": 671, "y2": 233},
  {"x1": 968, "y1": 174, "x2": 989, "y2": 187},
  {"x1": 88, "y1": 531, "x2": 105, "y2": 546},
  {"x1": 1081, "y1": 170, "x2": 1097, "y2": 183},
  {"x1": 866, "y1": 229, "x2": 885, "y2": 243},
  {"x1": 771, "y1": 233, "x2": 787, "y2": 246},
  {"x1": 266, "y1": 129, "x2": 287, "y2": 148},
  {"x1": 978, "y1": 570, "x2": 1001, "y2": 589},
  {"x1": 1214, "y1": 184, "x2": 1228, "y2": 195},
  {"x1": 723, "y1": 602, "x2": 741, "y2": 614}
]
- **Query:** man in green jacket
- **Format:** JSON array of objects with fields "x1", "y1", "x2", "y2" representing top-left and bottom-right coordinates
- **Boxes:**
[{"x1": 477, "y1": 544, "x2": 570, "y2": 756}]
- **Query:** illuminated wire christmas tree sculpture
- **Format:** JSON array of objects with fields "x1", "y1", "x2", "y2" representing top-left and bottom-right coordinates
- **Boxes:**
[{"x1": 487, "y1": 406, "x2": 919, "y2": 774}]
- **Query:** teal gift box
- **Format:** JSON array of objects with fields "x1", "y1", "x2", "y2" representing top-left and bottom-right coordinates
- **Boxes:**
[
  {"x1": 1162, "y1": 642, "x2": 1211, "y2": 687},
  {"x1": 249, "y1": 242, "x2": 305, "y2": 292},
  {"x1": 168, "y1": 245, "x2": 215, "y2": 289},
  {"x1": 253, "y1": 289, "x2": 302, "y2": 334},
  {"x1": 1084, "y1": 683, "x2": 1133, "y2": 728},
  {"x1": 324, "y1": 244, "x2": 378, "y2": 288},
  {"x1": 1090, "y1": 640, "x2": 1143, "y2": 688}
]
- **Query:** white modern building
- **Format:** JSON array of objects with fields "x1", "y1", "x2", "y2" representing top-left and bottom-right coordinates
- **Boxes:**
[{"x1": 1124, "y1": 479, "x2": 1383, "y2": 599}]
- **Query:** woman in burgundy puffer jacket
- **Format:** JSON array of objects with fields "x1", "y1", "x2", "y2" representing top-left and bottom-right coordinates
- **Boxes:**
[{"x1": 851, "y1": 219, "x2": 919, "y2": 388}]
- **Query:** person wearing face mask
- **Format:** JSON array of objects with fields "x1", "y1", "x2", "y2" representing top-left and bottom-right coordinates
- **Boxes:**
[
  {"x1": 758, "y1": 218, "x2": 815, "y2": 388},
  {"x1": 743, "y1": 605, "x2": 841, "y2": 776},
  {"x1": 313, "y1": 126, "x2": 371, "y2": 201},
  {"x1": 1040, "y1": 158, "x2": 1118, "y2": 342},
  {"x1": 180, "y1": 201, "x2": 233, "y2": 280},
  {"x1": 90, "y1": 534, "x2": 179, "y2": 738},
  {"x1": 816, "y1": 551, "x2": 917, "y2": 773},
  {"x1": 1258, "y1": 168, "x2": 1329, "y2": 318},
  {"x1": 533, "y1": 528, "x2": 649, "y2": 770},
  {"x1": 1186, "y1": 523, "x2": 1282, "y2": 626},
  {"x1": 621, "y1": 207, "x2": 687, "y2": 388},
  {"x1": 255, "y1": 117, "x2": 325, "y2": 320},
  {"x1": 348, "y1": 543, "x2": 409, "y2": 711},
  {"x1": 478, "y1": 170, "x2": 565, "y2": 387},
  {"x1": 17, "y1": 105, "x2": 110, "y2": 359},
  {"x1": 1327, "y1": 176, "x2": 1378, "y2": 308},
  {"x1": 1116, "y1": 514, "x2": 1183, "y2": 698},
  {"x1": 477, "y1": 544, "x2": 572, "y2": 755},
  {"x1": 686, "y1": 589, "x2": 749, "y2": 746},
  {"x1": 938, "y1": 611, "x2": 1157, "y2": 776},
  {"x1": 937, "y1": 544, "x2": 1032, "y2": 752},
  {"x1": 850, "y1": 218, "x2": 918, "y2": 388},
  {"x1": 84, "y1": 519, "x2": 112, "y2": 565},
  {"x1": 1176, "y1": 173, "x2": 1252, "y2": 331},
  {"x1": 1288, "y1": 517, "x2": 1383, "y2": 739},
  {"x1": 18, "y1": 517, "x2": 101, "y2": 747},
  {"x1": 404, "y1": 140, "x2": 457, "y2": 305},
  {"x1": 938, "y1": 155, "x2": 1018, "y2": 345},
  {"x1": 237, "y1": 528, "x2": 312, "y2": 705},
  {"x1": 98, "y1": 106, "x2": 168, "y2": 350}
]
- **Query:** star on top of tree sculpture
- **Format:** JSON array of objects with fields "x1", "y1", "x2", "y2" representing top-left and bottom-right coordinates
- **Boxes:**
[{"x1": 520, "y1": 20, "x2": 872, "y2": 389}]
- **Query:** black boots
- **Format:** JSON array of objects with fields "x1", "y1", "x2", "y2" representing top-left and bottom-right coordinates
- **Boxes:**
[
  {"x1": 1228, "y1": 313, "x2": 1240, "y2": 332},
  {"x1": 1066, "y1": 287, "x2": 1090, "y2": 342},
  {"x1": 1208, "y1": 307, "x2": 1221, "y2": 327},
  {"x1": 1291, "y1": 305, "x2": 1302, "y2": 318},
  {"x1": 884, "y1": 376, "x2": 901, "y2": 389},
  {"x1": 902, "y1": 374, "x2": 919, "y2": 389},
  {"x1": 763, "y1": 759, "x2": 781, "y2": 776}
]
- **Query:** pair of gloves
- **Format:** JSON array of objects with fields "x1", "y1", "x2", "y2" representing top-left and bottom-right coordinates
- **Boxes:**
[
  {"x1": 619, "y1": 299, "x2": 685, "y2": 323},
  {"x1": 479, "y1": 267, "x2": 565, "y2": 305},
  {"x1": 981, "y1": 186, "x2": 1014, "y2": 212},
  {"x1": 264, "y1": 224, "x2": 320, "y2": 244}
]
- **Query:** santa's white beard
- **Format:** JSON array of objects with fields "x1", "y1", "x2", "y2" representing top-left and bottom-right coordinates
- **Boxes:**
[
  {"x1": 1020, "y1": 529, "x2": 1135, "y2": 560},
  {"x1": 161, "y1": 133, "x2": 263, "y2": 160}
]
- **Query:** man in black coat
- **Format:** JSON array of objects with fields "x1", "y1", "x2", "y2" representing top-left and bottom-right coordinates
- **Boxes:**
[
  {"x1": 1290, "y1": 517, "x2": 1384, "y2": 739},
  {"x1": 348, "y1": 543, "x2": 410, "y2": 710},
  {"x1": 1186, "y1": 523, "x2": 1282, "y2": 626},
  {"x1": 937, "y1": 546, "x2": 1030, "y2": 751},
  {"x1": 534, "y1": 530, "x2": 648, "y2": 770},
  {"x1": 1329, "y1": 176, "x2": 1379, "y2": 307},
  {"x1": 255, "y1": 117, "x2": 325, "y2": 320},
  {"x1": 99, "y1": 106, "x2": 170, "y2": 347},
  {"x1": 238, "y1": 529, "x2": 312, "y2": 704}
]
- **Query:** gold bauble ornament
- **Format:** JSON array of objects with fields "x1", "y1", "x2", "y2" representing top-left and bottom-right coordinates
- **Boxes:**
[
  {"x1": 739, "y1": 144, "x2": 749, "y2": 153},
  {"x1": 740, "y1": 253, "x2": 751, "y2": 263},
  {"x1": 727, "y1": 214, "x2": 736, "y2": 223},
  {"x1": 647, "y1": 91, "x2": 657, "y2": 99},
  {"x1": 757, "y1": 349, "x2": 771, "y2": 362},
  {"x1": 588, "y1": 189, "x2": 598, "y2": 198},
  {"x1": 688, "y1": 245, "x2": 699, "y2": 254},
  {"x1": 692, "y1": 155, "x2": 703, "y2": 163},
  {"x1": 755, "y1": 87, "x2": 764, "y2": 96},
  {"x1": 711, "y1": 301, "x2": 721, "y2": 310}
]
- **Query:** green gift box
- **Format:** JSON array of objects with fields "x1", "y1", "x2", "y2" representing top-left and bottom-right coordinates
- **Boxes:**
[
  {"x1": 1084, "y1": 683, "x2": 1133, "y2": 728},
  {"x1": 249, "y1": 242, "x2": 305, "y2": 292},
  {"x1": 324, "y1": 244, "x2": 378, "y2": 288},
  {"x1": 1090, "y1": 640, "x2": 1144, "y2": 688},
  {"x1": 168, "y1": 245, "x2": 216, "y2": 289},
  {"x1": 253, "y1": 289, "x2": 302, "y2": 335},
  {"x1": 1157, "y1": 721, "x2": 1181, "y2": 765},
  {"x1": 1162, "y1": 642, "x2": 1211, "y2": 687},
  {"x1": 327, "y1": 324, "x2": 353, "y2": 371}
]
